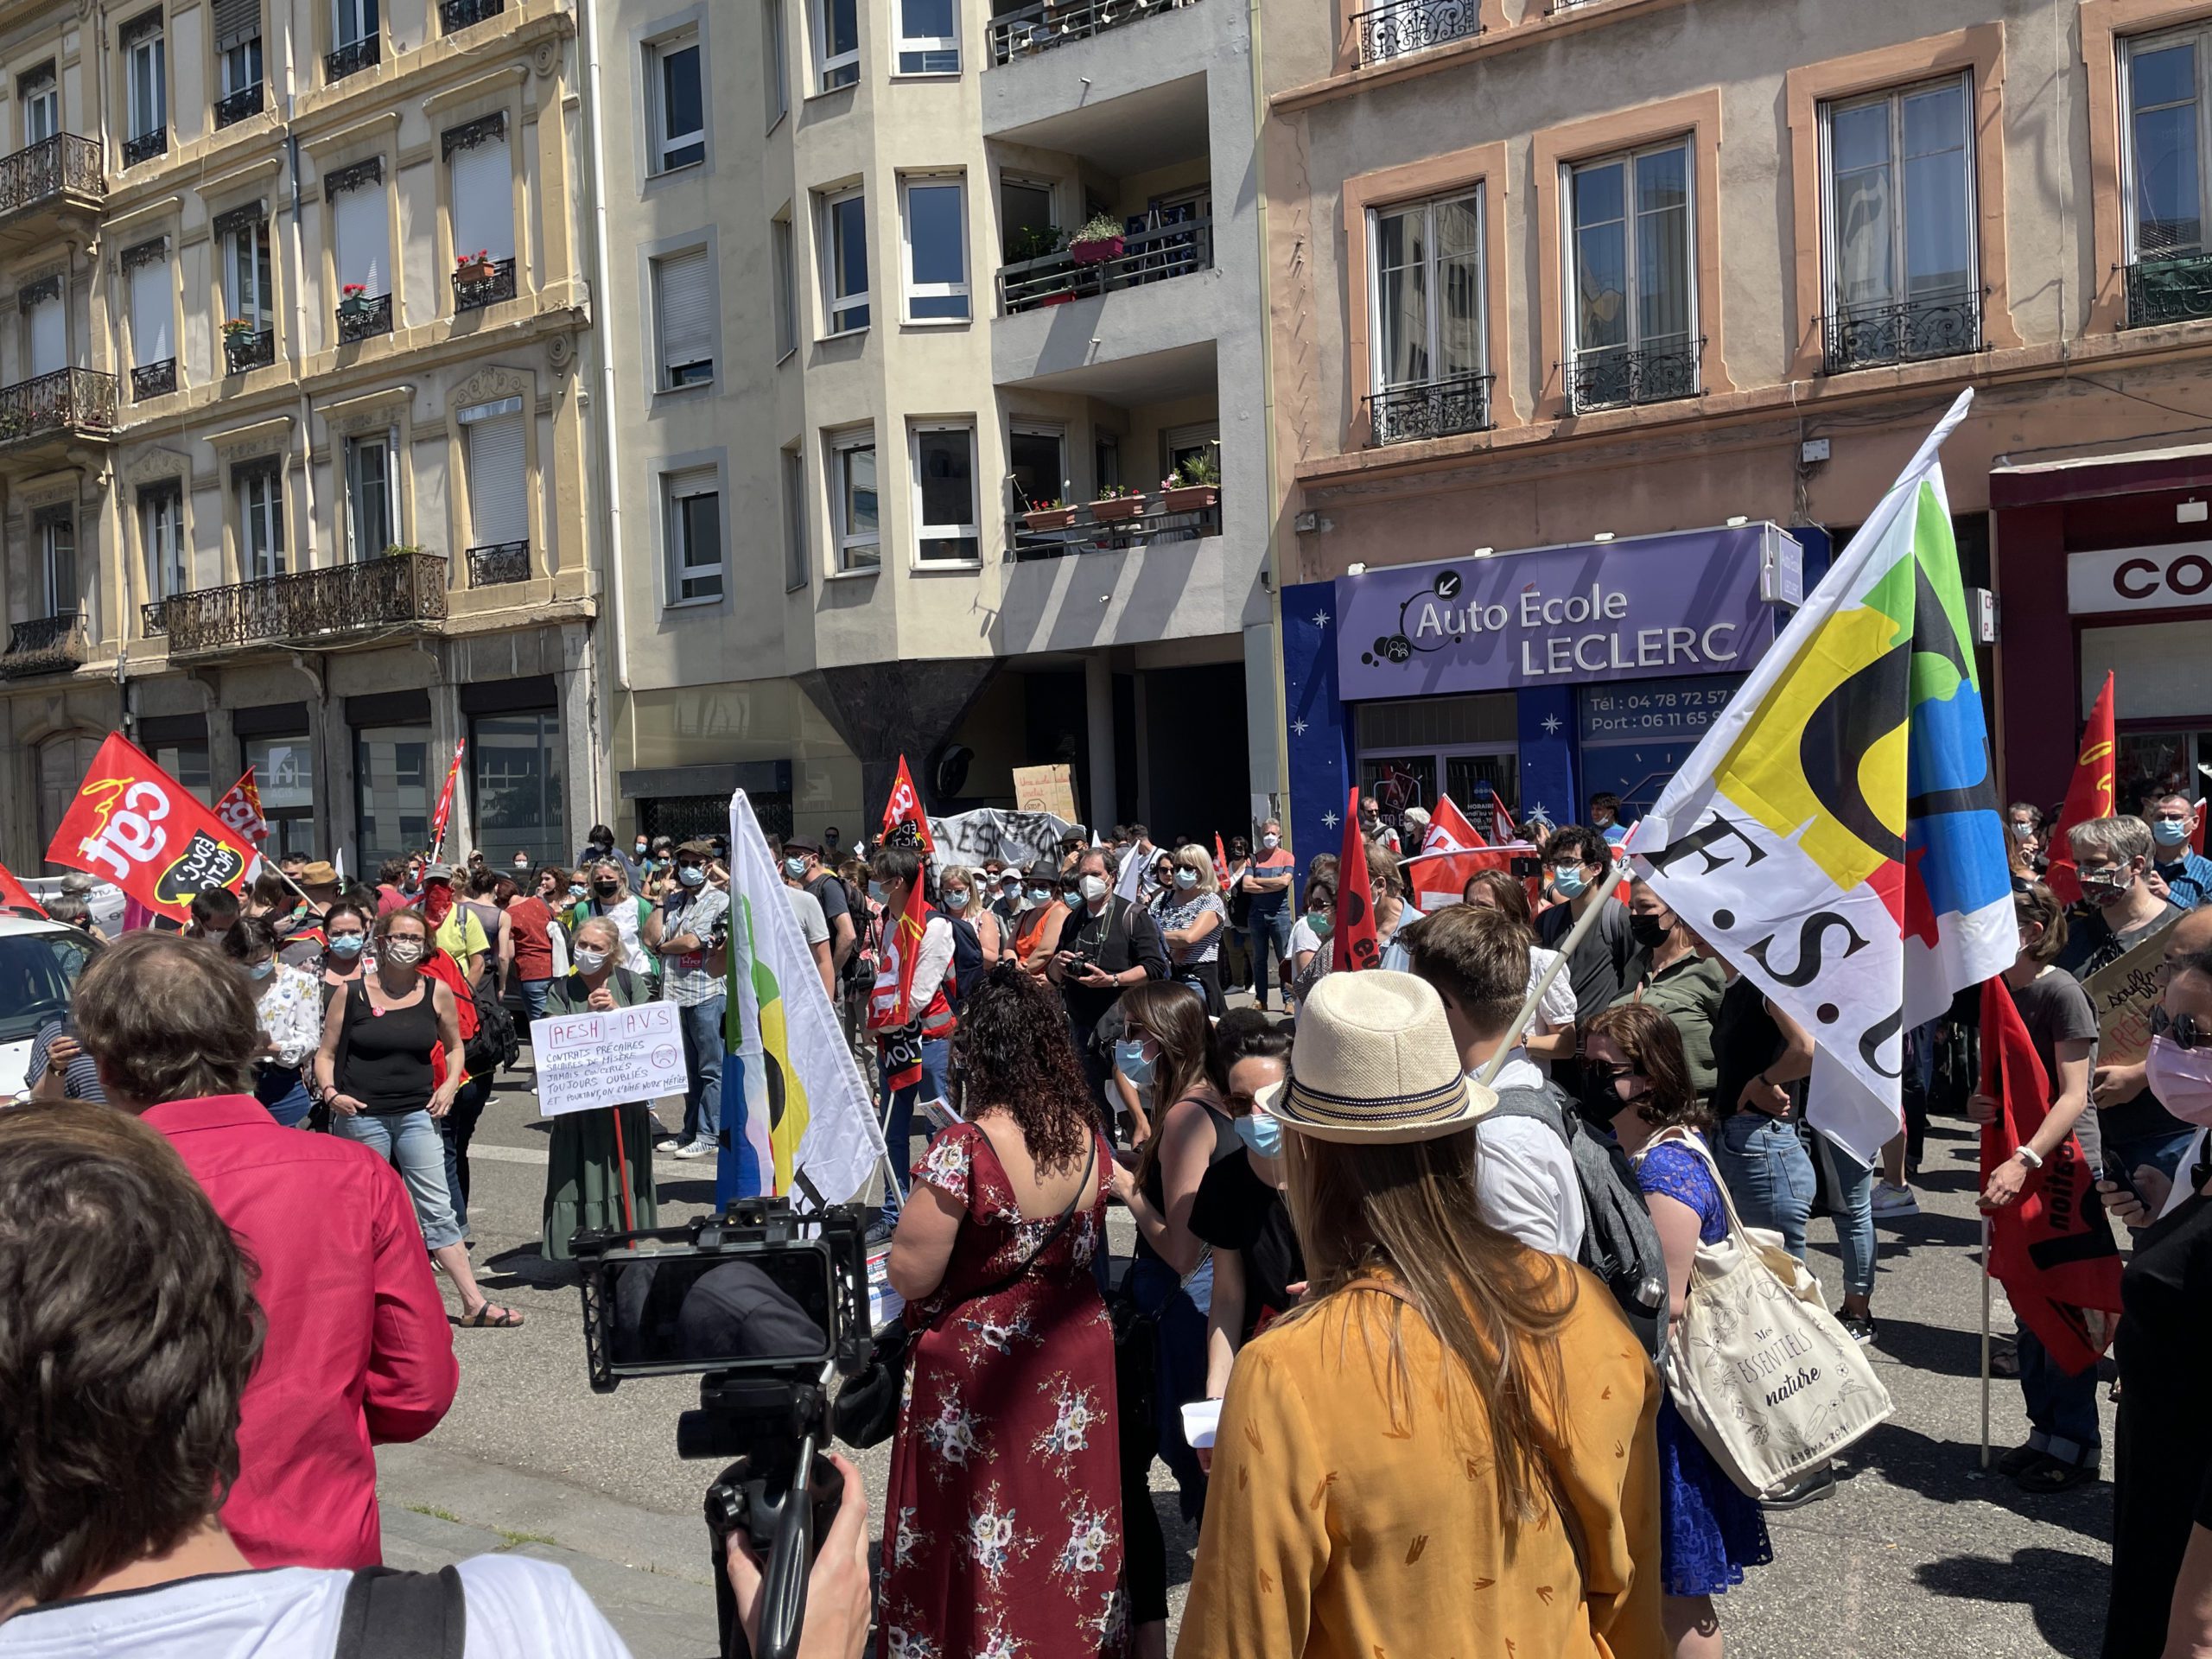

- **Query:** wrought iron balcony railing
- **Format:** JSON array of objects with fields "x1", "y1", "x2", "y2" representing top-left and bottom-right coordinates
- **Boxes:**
[
  {"x1": 0, "y1": 367, "x2": 117, "y2": 446},
  {"x1": 466, "y1": 540, "x2": 531, "y2": 585},
  {"x1": 0, "y1": 133, "x2": 103, "y2": 220},
  {"x1": 989, "y1": 0, "x2": 1196, "y2": 66},
  {"x1": 1568, "y1": 340, "x2": 1702, "y2": 413},
  {"x1": 1007, "y1": 493, "x2": 1222, "y2": 562},
  {"x1": 122, "y1": 128, "x2": 168, "y2": 167},
  {"x1": 0, "y1": 611, "x2": 86, "y2": 679},
  {"x1": 223, "y1": 327, "x2": 275, "y2": 375},
  {"x1": 1366, "y1": 372, "x2": 1493, "y2": 446},
  {"x1": 213, "y1": 83, "x2": 264, "y2": 127},
  {"x1": 452, "y1": 256, "x2": 518, "y2": 312},
  {"x1": 142, "y1": 551, "x2": 448, "y2": 657},
  {"x1": 441, "y1": 0, "x2": 505, "y2": 29},
  {"x1": 335, "y1": 293, "x2": 392, "y2": 344},
  {"x1": 1352, "y1": 0, "x2": 1480, "y2": 65},
  {"x1": 2126, "y1": 251, "x2": 2212, "y2": 330},
  {"x1": 1821, "y1": 293, "x2": 1981, "y2": 375},
  {"x1": 130, "y1": 359, "x2": 175, "y2": 401},
  {"x1": 998, "y1": 216, "x2": 1213, "y2": 314},
  {"x1": 325, "y1": 35, "x2": 379, "y2": 82}
]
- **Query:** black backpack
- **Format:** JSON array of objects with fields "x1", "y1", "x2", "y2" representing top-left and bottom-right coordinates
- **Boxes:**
[
  {"x1": 337, "y1": 1566, "x2": 464, "y2": 1659},
  {"x1": 1489, "y1": 1083, "x2": 1668, "y2": 1357},
  {"x1": 462, "y1": 979, "x2": 520, "y2": 1080},
  {"x1": 934, "y1": 907, "x2": 985, "y2": 1014}
]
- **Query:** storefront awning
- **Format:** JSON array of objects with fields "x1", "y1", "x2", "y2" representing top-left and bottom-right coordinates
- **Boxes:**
[{"x1": 1990, "y1": 441, "x2": 2212, "y2": 508}]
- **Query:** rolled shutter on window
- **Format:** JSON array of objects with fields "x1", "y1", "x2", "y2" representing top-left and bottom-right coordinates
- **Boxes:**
[
  {"x1": 130, "y1": 262, "x2": 171, "y2": 365},
  {"x1": 211, "y1": 0, "x2": 260, "y2": 53},
  {"x1": 334, "y1": 187, "x2": 387, "y2": 294},
  {"x1": 448, "y1": 137, "x2": 514, "y2": 264},
  {"x1": 653, "y1": 249, "x2": 714, "y2": 376},
  {"x1": 466, "y1": 411, "x2": 527, "y2": 549},
  {"x1": 28, "y1": 296, "x2": 64, "y2": 376}
]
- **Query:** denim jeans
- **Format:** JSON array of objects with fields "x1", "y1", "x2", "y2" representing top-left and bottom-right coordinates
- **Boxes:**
[
  {"x1": 1811, "y1": 1128, "x2": 1877, "y2": 1299},
  {"x1": 254, "y1": 1065, "x2": 314, "y2": 1129},
  {"x1": 520, "y1": 978, "x2": 551, "y2": 1022},
  {"x1": 2017, "y1": 1325, "x2": 2101, "y2": 1465},
  {"x1": 333, "y1": 1109, "x2": 462, "y2": 1249},
  {"x1": 438, "y1": 1072, "x2": 493, "y2": 1240},
  {"x1": 2106, "y1": 1126, "x2": 2200, "y2": 1190},
  {"x1": 1247, "y1": 897, "x2": 1293, "y2": 1007},
  {"x1": 678, "y1": 993, "x2": 726, "y2": 1147},
  {"x1": 1715, "y1": 1111, "x2": 1817, "y2": 1261},
  {"x1": 878, "y1": 1037, "x2": 950, "y2": 1226}
]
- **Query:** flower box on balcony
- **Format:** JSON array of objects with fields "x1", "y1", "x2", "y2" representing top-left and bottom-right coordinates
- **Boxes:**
[
  {"x1": 1162, "y1": 486, "x2": 1217, "y2": 513},
  {"x1": 337, "y1": 294, "x2": 374, "y2": 321},
  {"x1": 1090, "y1": 493, "x2": 1146, "y2": 522},
  {"x1": 1023, "y1": 505, "x2": 1077, "y2": 531},
  {"x1": 454, "y1": 257, "x2": 497, "y2": 284},
  {"x1": 1039, "y1": 290, "x2": 1078, "y2": 306},
  {"x1": 220, "y1": 320, "x2": 257, "y2": 339},
  {"x1": 1069, "y1": 235, "x2": 1122, "y2": 265}
]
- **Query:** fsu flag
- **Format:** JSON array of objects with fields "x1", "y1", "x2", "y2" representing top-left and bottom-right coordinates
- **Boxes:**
[
  {"x1": 1421, "y1": 794, "x2": 1487, "y2": 855},
  {"x1": 1334, "y1": 787, "x2": 1382, "y2": 971},
  {"x1": 47, "y1": 734, "x2": 252, "y2": 923},
  {"x1": 2045, "y1": 672, "x2": 2115, "y2": 908},
  {"x1": 429, "y1": 739, "x2": 467, "y2": 855},
  {"x1": 0, "y1": 857, "x2": 45, "y2": 917},
  {"x1": 1979, "y1": 977, "x2": 2122, "y2": 1376}
]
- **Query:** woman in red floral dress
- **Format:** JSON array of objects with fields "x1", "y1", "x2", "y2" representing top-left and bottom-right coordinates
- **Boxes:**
[{"x1": 882, "y1": 963, "x2": 1126, "y2": 1659}]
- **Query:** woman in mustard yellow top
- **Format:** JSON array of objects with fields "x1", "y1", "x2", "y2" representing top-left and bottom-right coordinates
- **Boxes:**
[{"x1": 1176, "y1": 970, "x2": 1666, "y2": 1659}]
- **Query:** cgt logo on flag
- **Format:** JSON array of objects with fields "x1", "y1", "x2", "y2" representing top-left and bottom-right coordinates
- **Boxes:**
[
  {"x1": 153, "y1": 830, "x2": 250, "y2": 906},
  {"x1": 48, "y1": 734, "x2": 254, "y2": 923}
]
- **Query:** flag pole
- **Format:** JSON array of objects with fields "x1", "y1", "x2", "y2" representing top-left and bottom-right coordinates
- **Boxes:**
[
  {"x1": 1979, "y1": 1213, "x2": 1993, "y2": 1471},
  {"x1": 1477, "y1": 835, "x2": 1637, "y2": 1090}
]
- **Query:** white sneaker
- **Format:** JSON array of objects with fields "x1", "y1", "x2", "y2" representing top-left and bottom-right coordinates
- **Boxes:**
[
  {"x1": 672, "y1": 1139, "x2": 715, "y2": 1160},
  {"x1": 1871, "y1": 1180, "x2": 1919, "y2": 1217}
]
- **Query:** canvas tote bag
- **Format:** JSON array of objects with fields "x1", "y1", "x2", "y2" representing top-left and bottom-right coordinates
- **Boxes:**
[{"x1": 1637, "y1": 1128, "x2": 1894, "y2": 1497}]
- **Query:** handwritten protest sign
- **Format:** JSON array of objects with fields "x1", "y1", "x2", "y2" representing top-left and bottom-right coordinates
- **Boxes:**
[
  {"x1": 1013, "y1": 763, "x2": 1078, "y2": 823},
  {"x1": 2082, "y1": 911, "x2": 2181, "y2": 1070},
  {"x1": 531, "y1": 1000, "x2": 688, "y2": 1117}
]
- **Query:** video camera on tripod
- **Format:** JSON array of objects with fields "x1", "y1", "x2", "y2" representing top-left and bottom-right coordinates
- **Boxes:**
[{"x1": 576, "y1": 1197, "x2": 871, "y2": 1659}]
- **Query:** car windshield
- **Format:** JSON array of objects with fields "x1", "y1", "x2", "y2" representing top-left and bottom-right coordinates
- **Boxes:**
[{"x1": 0, "y1": 931, "x2": 96, "y2": 1045}]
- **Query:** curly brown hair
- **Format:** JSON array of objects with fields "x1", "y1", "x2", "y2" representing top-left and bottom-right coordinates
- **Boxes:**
[
  {"x1": 949, "y1": 963, "x2": 1096, "y2": 1174},
  {"x1": 1583, "y1": 1003, "x2": 1711, "y2": 1132}
]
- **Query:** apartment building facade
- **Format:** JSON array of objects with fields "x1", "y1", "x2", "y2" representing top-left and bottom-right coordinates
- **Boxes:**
[
  {"x1": 0, "y1": 0, "x2": 597, "y2": 874},
  {"x1": 1260, "y1": 0, "x2": 2212, "y2": 861},
  {"x1": 589, "y1": 0, "x2": 1276, "y2": 846}
]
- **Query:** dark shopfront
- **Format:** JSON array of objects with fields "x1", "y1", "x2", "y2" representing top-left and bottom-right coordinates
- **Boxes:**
[{"x1": 1281, "y1": 521, "x2": 1830, "y2": 870}]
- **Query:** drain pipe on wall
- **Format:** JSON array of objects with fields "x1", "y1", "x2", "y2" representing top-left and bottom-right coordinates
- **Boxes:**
[{"x1": 1247, "y1": 0, "x2": 1291, "y2": 836}]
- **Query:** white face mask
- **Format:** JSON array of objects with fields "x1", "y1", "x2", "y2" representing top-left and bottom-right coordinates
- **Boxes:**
[
  {"x1": 1262, "y1": 833, "x2": 1280, "y2": 850},
  {"x1": 575, "y1": 947, "x2": 609, "y2": 973},
  {"x1": 1174, "y1": 868, "x2": 1198, "y2": 889},
  {"x1": 383, "y1": 938, "x2": 425, "y2": 967},
  {"x1": 1080, "y1": 874, "x2": 1109, "y2": 903}
]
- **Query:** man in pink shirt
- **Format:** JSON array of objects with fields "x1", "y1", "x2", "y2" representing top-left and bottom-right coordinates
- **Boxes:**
[{"x1": 71, "y1": 931, "x2": 459, "y2": 1569}]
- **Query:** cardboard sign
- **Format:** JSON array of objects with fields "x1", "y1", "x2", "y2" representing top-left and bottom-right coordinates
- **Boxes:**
[
  {"x1": 531, "y1": 999, "x2": 689, "y2": 1117},
  {"x1": 1013, "y1": 762, "x2": 1078, "y2": 823},
  {"x1": 2082, "y1": 911, "x2": 2182, "y2": 1069}
]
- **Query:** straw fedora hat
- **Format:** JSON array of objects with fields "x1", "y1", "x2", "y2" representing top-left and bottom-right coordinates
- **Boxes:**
[{"x1": 1258, "y1": 970, "x2": 1497, "y2": 1143}]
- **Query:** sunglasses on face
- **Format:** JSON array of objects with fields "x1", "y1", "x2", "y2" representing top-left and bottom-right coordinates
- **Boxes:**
[{"x1": 2152, "y1": 1004, "x2": 2211, "y2": 1051}]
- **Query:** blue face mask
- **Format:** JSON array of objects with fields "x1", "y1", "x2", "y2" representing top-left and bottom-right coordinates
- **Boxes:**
[
  {"x1": 785, "y1": 856, "x2": 808, "y2": 879},
  {"x1": 1114, "y1": 1038, "x2": 1156, "y2": 1085},
  {"x1": 1551, "y1": 864, "x2": 1589, "y2": 899},
  {"x1": 2154, "y1": 817, "x2": 2192, "y2": 848},
  {"x1": 2011, "y1": 820, "x2": 2035, "y2": 842},
  {"x1": 245, "y1": 959, "x2": 275, "y2": 980},
  {"x1": 327, "y1": 933, "x2": 365, "y2": 957},
  {"x1": 868, "y1": 881, "x2": 886, "y2": 904},
  {"x1": 1027, "y1": 887, "x2": 1052, "y2": 905},
  {"x1": 944, "y1": 889, "x2": 970, "y2": 910},
  {"x1": 1234, "y1": 1111, "x2": 1282, "y2": 1159}
]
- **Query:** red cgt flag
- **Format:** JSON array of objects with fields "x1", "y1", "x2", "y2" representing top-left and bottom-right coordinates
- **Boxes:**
[
  {"x1": 2046, "y1": 672, "x2": 2115, "y2": 907},
  {"x1": 1978, "y1": 977, "x2": 2123, "y2": 1376},
  {"x1": 214, "y1": 769, "x2": 270, "y2": 866},
  {"x1": 1213, "y1": 831, "x2": 1230, "y2": 888},
  {"x1": 1335, "y1": 787, "x2": 1382, "y2": 970},
  {"x1": 429, "y1": 739, "x2": 467, "y2": 856},
  {"x1": 870, "y1": 753, "x2": 934, "y2": 1092},
  {"x1": 0, "y1": 856, "x2": 46, "y2": 917},
  {"x1": 880, "y1": 755, "x2": 936, "y2": 855},
  {"x1": 46, "y1": 734, "x2": 253, "y2": 924},
  {"x1": 1421, "y1": 793, "x2": 1487, "y2": 855}
]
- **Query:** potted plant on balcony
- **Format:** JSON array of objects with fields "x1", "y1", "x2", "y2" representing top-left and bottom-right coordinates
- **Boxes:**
[
  {"x1": 1160, "y1": 446, "x2": 1219, "y2": 513},
  {"x1": 1089, "y1": 481, "x2": 1146, "y2": 522},
  {"x1": 454, "y1": 248, "x2": 497, "y2": 284},
  {"x1": 337, "y1": 283, "x2": 373, "y2": 321},
  {"x1": 221, "y1": 316, "x2": 258, "y2": 341},
  {"x1": 1067, "y1": 213, "x2": 1125, "y2": 265},
  {"x1": 1021, "y1": 496, "x2": 1076, "y2": 532}
]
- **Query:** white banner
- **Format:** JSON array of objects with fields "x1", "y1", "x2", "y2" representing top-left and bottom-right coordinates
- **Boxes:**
[
  {"x1": 925, "y1": 807, "x2": 1077, "y2": 870},
  {"x1": 531, "y1": 1001, "x2": 688, "y2": 1117}
]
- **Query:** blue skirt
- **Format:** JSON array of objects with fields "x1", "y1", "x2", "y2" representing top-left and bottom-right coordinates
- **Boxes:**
[{"x1": 1655, "y1": 1394, "x2": 1774, "y2": 1598}]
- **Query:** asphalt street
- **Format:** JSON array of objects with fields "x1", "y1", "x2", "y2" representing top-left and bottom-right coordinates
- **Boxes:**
[{"x1": 378, "y1": 1056, "x2": 2120, "y2": 1658}]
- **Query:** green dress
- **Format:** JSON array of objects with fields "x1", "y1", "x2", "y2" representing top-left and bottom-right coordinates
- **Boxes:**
[{"x1": 541, "y1": 967, "x2": 661, "y2": 1260}]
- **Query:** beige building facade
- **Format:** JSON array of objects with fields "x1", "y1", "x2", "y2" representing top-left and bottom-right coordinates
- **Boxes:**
[{"x1": 0, "y1": 0, "x2": 599, "y2": 875}]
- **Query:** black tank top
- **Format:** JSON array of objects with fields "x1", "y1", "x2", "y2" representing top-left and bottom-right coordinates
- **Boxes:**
[
  {"x1": 1135, "y1": 1093, "x2": 1241, "y2": 1267},
  {"x1": 337, "y1": 980, "x2": 440, "y2": 1116}
]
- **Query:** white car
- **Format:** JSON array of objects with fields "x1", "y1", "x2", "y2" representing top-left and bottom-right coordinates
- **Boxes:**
[{"x1": 0, "y1": 914, "x2": 104, "y2": 1097}]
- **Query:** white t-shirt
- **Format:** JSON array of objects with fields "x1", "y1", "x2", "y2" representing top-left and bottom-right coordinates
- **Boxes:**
[
  {"x1": 1471, "y1": 1054, "x2": 1588, "y2": 1259},
  {"x1": 1288, "y1": 915, "x2": 1324, "y2": 959},
  {"x1": 0, "y1": 1557, "x2": 632, "y2": 1659},
  {"x1": 1515, "y1": 945, "x2": 1580, "y2": 1077},
  {"x1": 785, "y1": 885, "x2": 830, "y2": 948}
]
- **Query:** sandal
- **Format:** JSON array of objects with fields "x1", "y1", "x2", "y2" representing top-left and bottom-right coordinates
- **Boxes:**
[{"x1": 458, "y1": 1302, "x2": 524, "y2": 1328}]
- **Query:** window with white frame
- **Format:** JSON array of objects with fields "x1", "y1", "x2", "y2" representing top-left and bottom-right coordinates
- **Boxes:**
[
  {"x1": 1367, "y1": 188, "x2": 1486, "y2": 442},
  {"x1": 821, "y1": 186, "x2": 869, "y2": 333},
  {"x1": 20, "y1": 65, "x2": 55, "y2": 146},
  {"x1": 459, "y1": 396, "x2": 527, "y2": 552},
  {"x1": 237, "y1": 460, "x2": 283, "y2": 579},
  {"x1": 772, "y1": 214, "x2": 797, "y2": 357},
  {"x1": 37, "y1": 508, "x2": 74, "y2": 614},
  {"x1": 665, "y1": 469, "x2": 724, "y2": 603},
  {"x1": 345, "y1": 434, "x2": 393, "y2": 562},
  {"x1": 141, "y1": 484, "x2": 185, "y2": 600},
  {"x1": 1821, "y1": 75, "x2": 1975, "y2": 369},
  {"x1": 448, "y1": 123, "x2": 516, "y2": 266},
  {"x1": 2121, "y1": 26, "x2": 2212, "y2": 327},
  {"x1": 216, "y1": 0, "x2": 263, "y2": 98},
  {"x1": 781, "y1": 447, "x2": 807, "y2": 589},
  {"x1": 895, "y1": 0, "x2": 957, "y2": 74},
  {"x1": 648, "y1": 30, "x2": 705, "y2": 173},
  {"x1": 652, "y1": 248, "x2": 715, "y2": 388},
  {"x1": 900, "y1": 175, "x2": 969, "y2": 321},
  {"x1": 815, "y1": 0, "x2": 857, "y2": 91},
  {"x1": 829, "y1": 431, "x2": 878, "y2": 572},
  {"x1": 226, "y1": 217, "x2": 275, "y2": 328},
  {"x1": 911, "y1": 423, "x2": 978, "y2": 563},
  {"x1": 763, "y1": 0, "x2": 787, "y2": 129},
  {"x1": 334, "y1": 0, "x2": 377, "y2": 50},
  {"x1": 124, "y1": 14, "x2": 165, "y2": 148},
  {"x1": 1566, "y1": 140, "x2": 1695, "y2": 410}
]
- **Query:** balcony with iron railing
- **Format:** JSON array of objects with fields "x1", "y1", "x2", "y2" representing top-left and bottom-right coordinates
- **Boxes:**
[
  {"x1": 442, "y1": 0, "x2": 505, "y2": 29},
  {"x1": 466, "y1": 540, "x2": 530, "y2": 585},
  {"x1": 335, "y1": 293, "x2": 393, "y2": 344},
  {"x1": 325, "y1": 35, "x2": 380, "y2": 82},
  {"x1": 141, "y1": 551, "x2": 448, "y2": 658},
  {"x1": 988, "y1": 0, "x2": 1196, "y2": 66},
  {"x1": 0, "y1": 611, "x2": 86, "y2": 679},
  {"x1": 1366, "y1": 371, "x2": 1492, "y2": 447},
  {"x1": 0, "y1": 367, "x2": 118, "y2": 454},
  {"x1": 1568, "y1": 339, "x2": 1701, "y2": 414},
  {"x1": 1821, "y1": 292, "x2": 1981, "y2": 376},
  {"x1": 213, "y1": 82, "x2": 264, "y2": 127},
  {"x1": 2126, "y1": 251, "x2": 2212, "y2": 329},
  {"x1": 998, "y1": 216, "x2": 1212, "y2": 314},
  {"x1": 130, "y1": 359, "x2": 176, "y2": 402},
  {"x1": 1351, "y1": 0, "x2": 1480, "y2": 65},
  {"x1": 0, "y1": 134, "x2": 103, "y2": 246},
  {"x1": 453, "y1": 257, "x2": 518, "y2": 313},
  {"x1": 122, "y1": 128, "x2": 168, "y2": 168},
  {"x1": 223, "y1": 327, "x2": 275, "y2": 375},
  {"x1": 1007, "y1": 491, "x2": 1221, "y2": 561}
]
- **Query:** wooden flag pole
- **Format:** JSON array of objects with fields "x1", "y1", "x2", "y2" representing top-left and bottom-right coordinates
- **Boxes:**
[{"x1": 1979, "y1": 1213, "x2": 1993, "y2": 1471}]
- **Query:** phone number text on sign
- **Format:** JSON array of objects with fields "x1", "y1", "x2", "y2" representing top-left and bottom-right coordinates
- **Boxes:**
[
  {"x1": 1579, "y1": 680, "x2": 1737, "y2": 743},
  {"x1": 531, "y1": 1000, "x2": 688, "y2": 1117}
]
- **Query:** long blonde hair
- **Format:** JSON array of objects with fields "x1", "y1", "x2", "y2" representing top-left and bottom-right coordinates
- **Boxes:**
[{"x1": 1279, "y1": 1127, "x2": 1574, "y2": 1533}]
